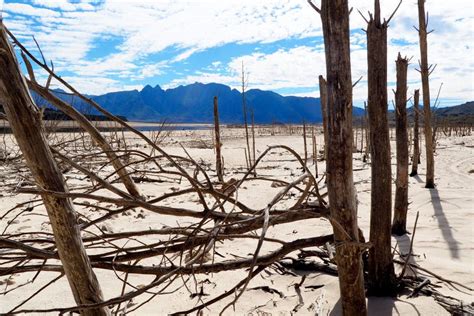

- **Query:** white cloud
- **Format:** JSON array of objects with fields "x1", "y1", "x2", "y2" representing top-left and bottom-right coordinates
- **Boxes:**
[
  {"x1": 32, "y1": 0, "x2": 95, "y2": 11},
  {"x1": 4, "y1": 2, "x2": 60, "y2": 17},
  {"x1": 32, "y1": 0, "x2": 76, "y2": 11},
  {"x1": 53, "y1": 76, "x2": 143, "y2": 95},
  {"x1": 2, "y1": 0, "x2": 472, "y2": 105}
]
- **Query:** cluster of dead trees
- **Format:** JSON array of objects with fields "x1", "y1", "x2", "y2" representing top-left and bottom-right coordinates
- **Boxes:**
[
  {"x1": 306, "y1": 0, "x2": 456, "y2": 314},
  {"x1": 0, "y1": 0, "x2": 472, "y2": 315}
]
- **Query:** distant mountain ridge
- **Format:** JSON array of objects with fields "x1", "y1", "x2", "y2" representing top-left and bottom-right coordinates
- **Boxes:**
[
  {"x1": 20, "y1": 83, "x2": 473, "y2": 124},
  {"x1": 47, "y1": 82, "x2": 364, "y2": 124},
  {"x1": 432, "y1": 101, "x2": 474, "y2": 116},
  {"x1": 386, "y1": 101, "x2": 474, "y2": 124}
]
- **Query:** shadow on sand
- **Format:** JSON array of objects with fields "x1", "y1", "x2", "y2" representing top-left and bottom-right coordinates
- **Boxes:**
[
  {"x1": 394, "y1": 234, "x2": 417, "y2": 277},
  {"x1": 411, "y1": 174, "x2": 423, "y2": 183},
  {"x1": 329, "y1": 296, "x2": 421, "y2": 316},
  {"x1": 429, "y1": 188, "x2": 460, "y2": 259}
]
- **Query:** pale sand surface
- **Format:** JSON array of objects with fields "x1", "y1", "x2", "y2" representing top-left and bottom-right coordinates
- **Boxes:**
[{"x1": 0, "y1": 127, "x2": 472, "y2": 315}]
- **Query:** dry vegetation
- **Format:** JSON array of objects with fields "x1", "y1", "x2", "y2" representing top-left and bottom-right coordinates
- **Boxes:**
[{"x1": 0, "y1": 0, "x2": 473, "y2": 315}]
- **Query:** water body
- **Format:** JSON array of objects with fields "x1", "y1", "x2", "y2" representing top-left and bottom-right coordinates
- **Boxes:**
[{"x1": 0, "y1": 120, "x2": 214, "y2": 133}]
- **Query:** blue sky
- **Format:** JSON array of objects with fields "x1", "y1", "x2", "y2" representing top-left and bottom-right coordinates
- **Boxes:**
[{"x1": 1, "y1": 0, "x2": 473, "y2": 108}]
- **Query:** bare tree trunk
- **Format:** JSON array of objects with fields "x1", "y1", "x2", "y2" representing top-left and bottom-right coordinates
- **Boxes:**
[
  {"x1": 366, "y1": 1, "x2": 396, "y2": 295},
  {"x1": 354, "y1": 124, "x2": 358, "y2": 152},
  {"x1": 251, "y1": 108, "x2": 256, "y2": 176},
  {"x1": 213, "y1": 96, "x2": 223, "y2": 182},
  {"x1": 28, "y1": 81, "x2": 141, "y2": 199},
  {"x1": 0, "y1": 22, "x2": 109, "y2": 316},
  {"x1": 317, "y1": 1, "x2": 367, "y2": 314},
  {"x1": 410, "y1": 89, "x2": 421, "y2": 176},
  {"x1": 318, "y1": 75, "x2": 329, "y2": 162},
  {"x1": 392, "y1": 54, "x2": 409, "y2": 236},
  {"x1": 241, "y1": 62, "x2": 252, "y2": 172},
  {"x1": 418, "y1": 0, "x2": 435, "y2": 188},
  {"x1": 312, "y1": 126, "x2": 318, "y2": 178},
  {"x1": 303, "y1": 120, "x2": 308, "y2": 165},
  {"x1": 363, "y1": 101, "x2": 370, "y2": 163}
]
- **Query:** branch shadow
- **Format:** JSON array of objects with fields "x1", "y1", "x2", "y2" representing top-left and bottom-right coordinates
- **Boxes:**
[
  {"x1": 429, "y1": 188, "x2": 460, "y2": 259},
  {"x1": 393, "y1": 234, "x2": 417, "y2": 278}
]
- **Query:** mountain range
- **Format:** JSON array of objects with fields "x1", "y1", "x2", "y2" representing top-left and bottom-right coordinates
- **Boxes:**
[
  {"x1": 47, "y1": 82, "x2": 363, "y2": 124},
  {"x1": 4, "y1": 82, "x2": 472, "y2": 125}
]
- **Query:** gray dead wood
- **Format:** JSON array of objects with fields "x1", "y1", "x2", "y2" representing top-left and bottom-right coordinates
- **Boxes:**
[
  {"x1": 213, "y1": 96, "x2": 224, "y2": 182},
  {"x1": 392, "y1": 54, "x2": 409, "y2": 236},
  {"x1": 318, "y1": 75, "x2": 329, "y2": 162},
  {"x1": 0, "y1": 22, "x2": 109, "y2": 315},
  {"x1": 418, "y1": 0, "x2": 435, "y2": 188},
  {"x1": 28, "y1": 80, "x2": 141, "y2": 198},
  {"x1": 365, "y1": 0, "x2": 396, "y2": 295},
  {"x1": 410, "y1": 90, "x2": 421, "y2": 176},
  {"x1": 316, "y1": 0, "x2": 368, "y2": 314}
]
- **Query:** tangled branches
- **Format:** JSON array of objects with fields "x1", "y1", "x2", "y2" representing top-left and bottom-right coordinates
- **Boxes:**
[{"x1": 1, "y1": 115, "x2": 333, "y2": 314}]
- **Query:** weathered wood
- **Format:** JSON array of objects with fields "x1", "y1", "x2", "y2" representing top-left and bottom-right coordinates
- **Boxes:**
[
  {"x1": 366, "y1": 0, "x2": 396, "y2": 295},
  {"x1": 318, "y1": 75, "x2": 329, "y2": 162},
  {"x1": 241, "y1": 62, "x2": 252, "y2": 171},
  {"x1": 318, "y1": 0, "x2": 367, "y2": 314},
  {"x1": 363, "y1": 101, "x2": 370, "y2": 162},
  {"x1": 303, "y1": 120, "x2": 308, "y2": 165},
  {"x1": 251, "y1": 108, "x2": 256, "y2": 176},
  {"x1": 312, "y1": 126, "x2": 318, "y2": 178},
  {"x1": 28, "y1": 80, "x2": 141, "y2": 199},
  {"x1": 418, "y1": 0, "x2": 435, "y2": 188},
  {"x1": 410, "y1": 90, "x2": 421, "y2": 176},
  {"x1": 213, "y1": 96, "x2": 223, "y2": 182},
  {"x1": 0, "y1": 22, "x2": 109, "y2": 315},
  {"x1": 392, "y1": 54, "x2": 409, "y2": 236}
]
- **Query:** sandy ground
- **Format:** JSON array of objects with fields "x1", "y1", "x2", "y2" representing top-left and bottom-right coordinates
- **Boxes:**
[{"x1": 0, "y1": 127, "x2": 472, "y2": 315}]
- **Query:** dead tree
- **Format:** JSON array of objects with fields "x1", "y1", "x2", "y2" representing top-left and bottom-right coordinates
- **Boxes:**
[
  {"x1": 363, "y1": 0, "x2": 399, "y2": 295},
  {"x1": 303, "y1": 120, "x2": 308, "y2": 165},
  {"x1": 318, "y1": 75, "x2": 329, "y2": 162},
  {"x1": 213, "y1": 96, "x2": 223, "y2": 182},
  {"x1": 363, "y1": 101, "x2": 370, "y2": 162},
  {"x1": 392, "y1": 54, "x2": 409, "y2": 236},
  {"x1": 310, "y1": 1, "x2": 367, "y2": 314},
  {"x1": 28, "y1": 81, "x2": 141, "y2": 199},
  {"x1": 0, "y1": 22, "x2": 109, "y2": 315},
  {"x1": 251, "y1": 108, "x2": 256, "y2": 176},
  {"x1": 417, "y1": 0, "x2": 435, "y2": 188},
  {"x1": 312, "y1": 126, "x2": 319, "y2": 178},
  {"x1": 410, "y1": 89, "x2": 421, "y2": 176},
  {"x1": 241, "y1": 62, "x2": 252, "y2": 171}
]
